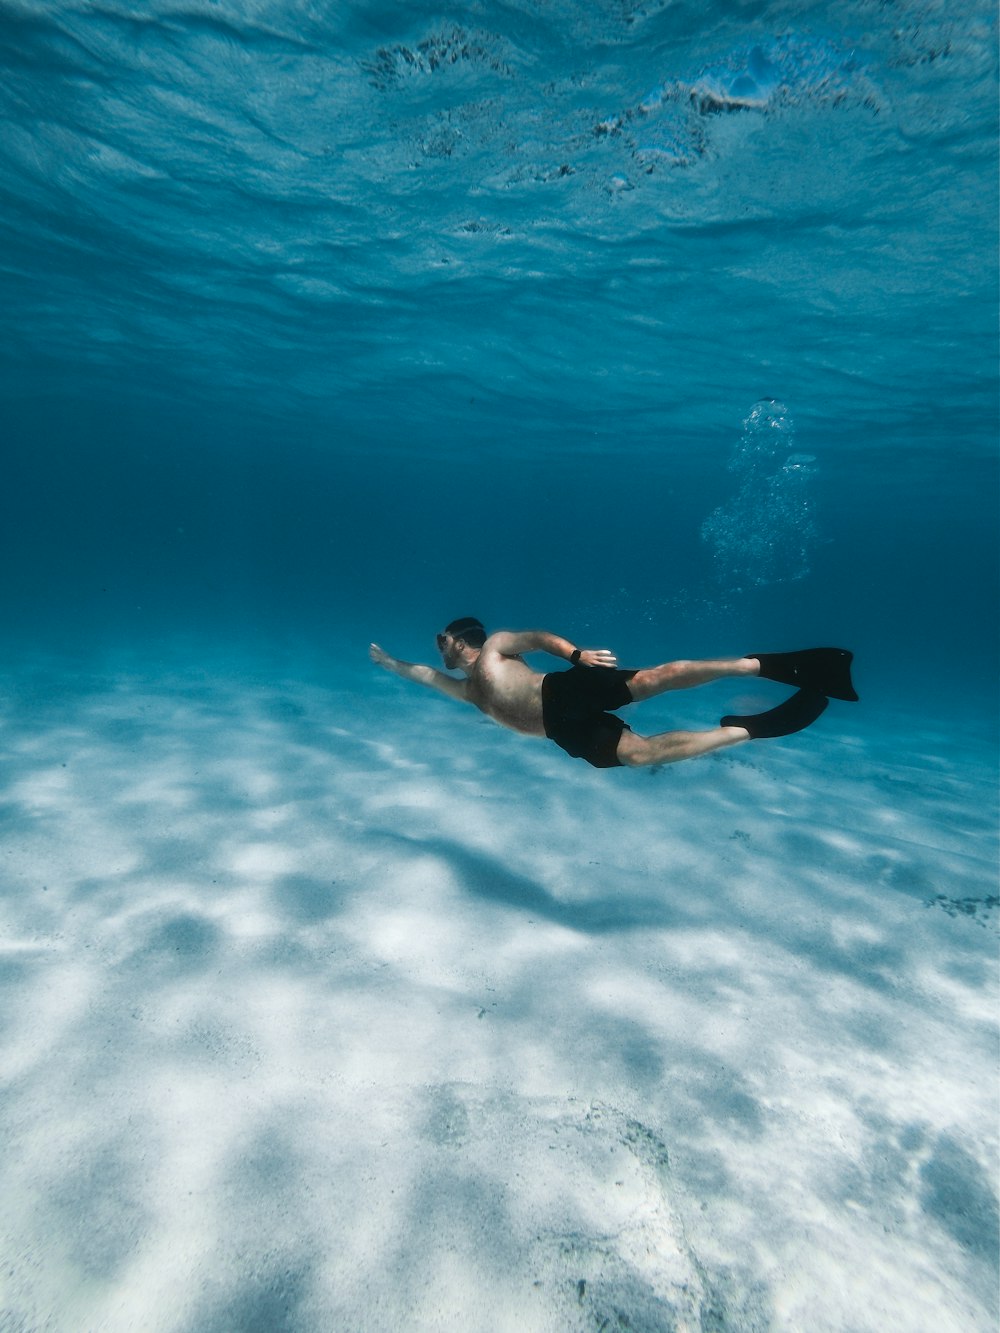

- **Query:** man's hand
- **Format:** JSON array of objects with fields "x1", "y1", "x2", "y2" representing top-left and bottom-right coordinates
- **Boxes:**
[
  {"x1": 577, "y1": 648, "x2": 618, "y2": 668},
  {"x1": 369, "y1": 642, "x2": 393, "y2": 668}
]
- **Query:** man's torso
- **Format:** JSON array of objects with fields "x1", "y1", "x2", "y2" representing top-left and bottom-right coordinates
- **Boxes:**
[{"x1": 466, "y1": 644, "x2": 546, "y2": 735}]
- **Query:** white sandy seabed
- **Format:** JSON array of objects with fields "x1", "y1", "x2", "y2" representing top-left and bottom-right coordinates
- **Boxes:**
[{"x1": 0, "y1": 654, "x2": 996, "y2": 1333}]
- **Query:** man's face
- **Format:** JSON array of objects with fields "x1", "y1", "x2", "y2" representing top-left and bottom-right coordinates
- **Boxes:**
[{"x1": 437, "y1": 632, "x2": 462, "y2": 670}]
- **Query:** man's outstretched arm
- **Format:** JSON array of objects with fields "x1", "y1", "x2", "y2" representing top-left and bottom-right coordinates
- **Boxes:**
[
  {"x1": 487, "y1": 630, "x2": 617, "y2": 668},
  {"x1": 369, "y1": 643, "x2": 471, "y2": 702}
]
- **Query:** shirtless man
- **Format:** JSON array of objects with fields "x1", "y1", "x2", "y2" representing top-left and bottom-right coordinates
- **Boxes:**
[{"x1": 369, "y1": 618, "x2": 858, "y2": 770}]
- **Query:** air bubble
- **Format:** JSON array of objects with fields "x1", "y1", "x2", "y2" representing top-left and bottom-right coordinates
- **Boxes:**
[{"x1": 701, "y1": 401, "x2": 817, "y2": 588}]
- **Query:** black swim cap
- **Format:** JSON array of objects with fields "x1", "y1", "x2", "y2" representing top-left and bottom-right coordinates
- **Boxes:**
[
  {"x1": 443, "y1": 616, "x2": 486, "y2": 647},
  {"x1": 444, "y1": 617, "x2": 484, "y2": 637}
]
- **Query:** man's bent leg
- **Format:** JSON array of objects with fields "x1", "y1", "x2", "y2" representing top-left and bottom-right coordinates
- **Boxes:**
[
  {"x1": 616, "y1": 725, "x2": 750, "y2": 767},
  {"x1": 626, "y1": 657, "x2": 758, "y2": 703}
]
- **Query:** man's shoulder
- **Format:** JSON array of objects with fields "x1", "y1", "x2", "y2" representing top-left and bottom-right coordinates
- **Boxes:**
[
  {"x1": 481, "y1": 629, "x2": 527, "y2": 657},
  {"x1": 473, "y1": 648, "x2": 534, "y2": 687}
]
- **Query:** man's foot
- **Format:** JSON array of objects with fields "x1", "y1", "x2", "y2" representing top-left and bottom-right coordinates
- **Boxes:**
[
  {"x1": 721, "y1": 689, "x2": 828, "y2": 739},
  {"x1": 751, "y1": 649, "x2": 859, "y2": 702}
]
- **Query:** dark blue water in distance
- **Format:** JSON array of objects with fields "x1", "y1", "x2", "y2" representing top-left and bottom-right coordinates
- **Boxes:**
[{"x1": 1, "y1": 0, "x2": 997, "y2": 709}]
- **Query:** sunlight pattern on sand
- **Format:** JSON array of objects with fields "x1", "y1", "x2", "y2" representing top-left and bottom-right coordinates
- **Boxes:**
[{"x1": 0, "y1": 663, "x2": 995, "y2": 1330}]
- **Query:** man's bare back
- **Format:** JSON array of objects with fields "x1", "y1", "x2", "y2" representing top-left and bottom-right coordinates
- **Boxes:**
[
  {"x1": 464, "y1": 642, "x2": 546, "y2": 735},
  {"x1": 369, "y1": 618, "x2": 857, "y2": 770}
]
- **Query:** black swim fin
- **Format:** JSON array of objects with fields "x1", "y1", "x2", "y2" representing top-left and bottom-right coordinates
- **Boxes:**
[
  {"x1": 751, "y1": 648, "x2": 859, "y2": 702},
  {"x1": 722, "y1": 689, "x2": 828, "y2": 739}
]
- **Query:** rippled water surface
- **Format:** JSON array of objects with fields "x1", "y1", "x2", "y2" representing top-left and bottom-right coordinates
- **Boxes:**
[{"x1": 3, "y1": 0, "x2": 997, "y2": 447}]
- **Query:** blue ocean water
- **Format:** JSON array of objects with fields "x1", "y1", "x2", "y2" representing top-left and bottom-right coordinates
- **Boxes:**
[
  {"x1": 1, "y1": 0, "x2": 996, "y2": 708},
  {"x1": 1, "y1": 9, "x2": 999, "y2": 1329}
]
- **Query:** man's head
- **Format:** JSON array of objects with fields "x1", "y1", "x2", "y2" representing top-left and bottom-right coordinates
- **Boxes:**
[{"x1": 437, "y1": 616, "x2": 486, "y2": 669}]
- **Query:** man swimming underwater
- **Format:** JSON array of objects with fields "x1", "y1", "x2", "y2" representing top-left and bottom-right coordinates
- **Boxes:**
[{"x1": 369, "y1": 618, "x2": 858, "y2": 769}]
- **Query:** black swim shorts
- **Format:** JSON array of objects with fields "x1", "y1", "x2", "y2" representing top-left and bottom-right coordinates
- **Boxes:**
[{"x1": 541, "y1": 665, "x2": 638, "y2": 769}]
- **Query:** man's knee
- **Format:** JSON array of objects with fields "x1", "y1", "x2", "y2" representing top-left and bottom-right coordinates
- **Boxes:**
[
  {"x1": 615, "y1": 731, "x2": 650, "y2": 767},
  {"x1": 626, "y1": 661, "x2": 685, "y2": 702}
]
